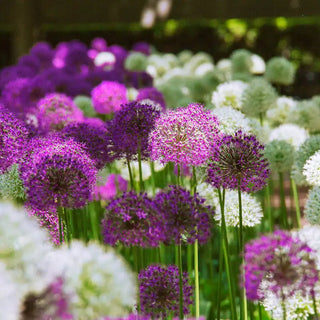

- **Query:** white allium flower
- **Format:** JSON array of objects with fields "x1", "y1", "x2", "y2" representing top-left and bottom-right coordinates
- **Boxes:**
[
  {"x1": 155, "y1": 67, "x2": 190, "y2": 87},
  {"x1": 216, "y1": 58, "x2": 232, "y2": 81},
  {"x1": 47, "y1": 241, "x2": 136, "y2": 320},
  {"x1": 212, "y1": 106, "x2": 252, "y2": 134},
  {"x1": 94, "y1": 52, "x2": 116, "y2": 67},
  {"x1": 194, "y1": 62, "x2": 215, "y2": 76},
  {"x1": 0, "y1": 202, "x2": 54, "y2": 295},
  {"x1": 266, "y1": 96, "x2": 297, "y2": 126},
  {"x1": 0, "y1": 262, "x2": 22, "y2": 320},
  {"x1": 211, "y1": 80, "x2": 247, "y2": 110},
  {"x1": 269, "y1": 124, "x2": 309, "y2": 149},
  {"x1": 197, "y1": 184, "x2": 263, "y2": 227},
  {"x1": 250, "y1": 54, "x2": 266, "y2": 74},
  {"x1": 303, "y1": 151, "x2": 320, "y2": 186},
  {"x1": 147, "y1": 54, "x2": 171, "y2": 77}
]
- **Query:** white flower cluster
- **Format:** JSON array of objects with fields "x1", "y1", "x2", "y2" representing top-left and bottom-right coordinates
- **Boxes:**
[
  {"x1": 266, "y1": 96, "x2": 297, "y2": 126},
  {"x1": 303, "y1": 150, "x2": 320, "y2": 186}
]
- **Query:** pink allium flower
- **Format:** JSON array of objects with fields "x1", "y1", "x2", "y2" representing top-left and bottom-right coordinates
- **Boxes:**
[
  {"x1": 91, "y1": 81, "x2": 128, "y2": 114},
  {"x1": 149, "y1": 103, "x2": 220, "y2": 166}
]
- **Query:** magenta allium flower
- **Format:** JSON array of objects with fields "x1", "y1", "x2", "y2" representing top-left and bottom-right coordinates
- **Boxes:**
[
  {"x1": 94, "y1": 174, "x2": 128, "y2": 201},
  {"x1": 136, "y1": 87, "x2": 166, "y2": 111},
  {"x1": 149, "y1": 104, "x2": 220, "y2": 166},
  {"x1": 101, "y1": 191, "x2": 165, "y2": 247},
  {"x1": 91, "y1": 80, "x2": 128, "y2": 114},
  {"x1": 244, "y1": 230, "x2": 319, "y2": 301},
  {"x1": 21, "y1": 138, "x2": 97, "y2": 211},
  {"x1": 154, "y1": 185, "x2": 214, "y2": 245},
  {"x1": 207, "y1": 130, "x2": 269, "y2": 192},
  {"x1": 36, "y1": 93, "x2": 84, "y2": 133},
  {"x1": 0, "y1": 106, "x2": 29, "y2": 173},
  {"x1": 139, "y1": 264, "x2": 193, "y2": 319},
  {"x1": 61, "y1": 121, "x2": 115, "y2": 169},
  {"x1": 107, "y1": 101, "x2": 160, "y2": 160}
]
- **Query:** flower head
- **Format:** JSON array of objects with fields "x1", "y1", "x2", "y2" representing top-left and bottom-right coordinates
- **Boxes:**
[
  {"x1": 265, "y1": 57, "x2": 295, "y2": 86},
  {"x1": 304, "y1": 187, "x2": 320, "y2": 224},
  {"x1": 230, "y1": 49, "x2": 253, "y2": 74},
  {"x1": 207, "y1": 130, "x2": 269, "y2": 192},
  {"x1": 303, "y1": 150, "x2": 320, "y2": 186},
  {"x1": 125, "y1": 52, "x2": 148, "y2": 71},
  {"x1": 73, "y1": 95, "x2": 96, "y2": 117},
  {"x1": 139, "y1": 264, "x2": 193, "y2": 319},
  {"x1": 136, "y1": 87, "x2": 166, "y2": 111}
]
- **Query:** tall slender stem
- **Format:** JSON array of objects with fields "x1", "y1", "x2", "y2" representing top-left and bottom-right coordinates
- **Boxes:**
[
  {"x1": 58, "y1": 207, "x2": 63, "y2": 245},
  {"x1": 312, "y1": 291, "x2": 319, "y2": 320},
  {"x1": 265, "y1": 182, "x2": 273, "y2": 232},
  {"x1": 126, "y1": 158, "x2": 134, "y2": 190},
  {"x1": 216, "y1": 238, "x2": 224, "y2": 320},
  {"x1": 178, "y1": 242, "x2": 184, "y2": 320},
  {"x1": 281, "y1": 290, "x2": 287, "y2": 320},
  {"x1": 279, "y1": 172, "x2": 288, "y2": 229},
  {"x1": 137, "y1": 142, "x2": 144, "y2": 191},
  {"x1": 290, "y1": 178, "x2": 301, "y2": 228}
]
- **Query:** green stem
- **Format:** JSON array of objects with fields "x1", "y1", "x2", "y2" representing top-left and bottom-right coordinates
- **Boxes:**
[
  {"x1": 279, "y1": 172, "x2": 288, "y2": 229},
  {"x1": 64, "y1": 207, "x2": 71, "y2": 245},
  {"x1": 216, "y1": 237, "x2": 224, "y2": 320},
  {"x1": 281, "y1": 290, "x2": 287, "y2": 320},
  {"x1": 290, "y1": 178, "x2": 301, "y2": 228},
  {"x1": 258, "y1": 302, "x2": 263, "y2": 320},
  {"x1": 58, "y1": 207, "x2": 63, "y2": 245},
  {"x1": 265, "y1": 182, "x2": 273, "y2": 232},
  {"x1": 194, "y1": 240, "x2": 200, "y2": 319},
  {"x1": 259, "y1": 112, "x2": 264, "y2": 126},
  {"x1": 150, "y1": 162, "x2": 156, "y2": 196},
  {"x1": 178, "y1": 243, "x2": 184, "y2": 320},
  {"x1": 137, "y1": 143, "x2": 144, "y2": 191},
  {"x1": 312, "y1": 292, "x2": 319, "y2": 320},
  {"x1": 126, "y1": 158, "x2": 134, "y2": 190},
  {"x1": 177, "y1": 164, "x2": 181, "y2": 186}
]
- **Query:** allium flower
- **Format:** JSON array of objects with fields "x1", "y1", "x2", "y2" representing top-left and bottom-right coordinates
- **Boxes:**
[
  {"x1": 125, "y1": 52, "x2": 148, "y2": 71},
  {"x1": 211, "y1": 80, "x2": 247, "y2": 110},
  {"x1": 0, "y1": 164, "x2": 25, "y2": 200},
  {"x1": 154, "y1": 185, "x2": 214, "y2": 244},
  {"x1": 269, "y1": 123, "x2": 309, "y2": 150},
  {"x1": 265, "y1": 57, "x2": 295, "y2": 86},
  {"x1": 21, "y1": 138, "x2": 97, "y2": 211},
  {"x1": 73, "y1": 95, "x2": 96, "y2": 117},
  {"x1": 102, "y1": 191, "x2": 165, "y2": 247},
  {"x1": 292, "y1": 135, "x2": 320, "y2": 185},
  {"x1": 136, "y1": 87, "x2": 166, "y2": 111},
  {"x1": 0, "y1": 262, "x2": 22, "y2": 320},
  {"x1": 91, "y1": 81, "x2": 128, "y2": 114},
  {"x1": 266, "y1": 96, "x2": 297, "y2": 127},
  {"x1": 108, "y1": 101, "x2": 160, "y2": 160},
  {"x1": 244, "y1": 230, "x2": 318, "y2": 301},
  {"x1": 241, "y1": 78, "x2": 277, "y2": 118},
  {"x1": 250, "y1": 54, "x2": 266, "y2": 74},
  {"x1": 20, "y1": 278, "x2": 72, "y2": 320},
  {"x1": 47, "y1": 241, "x2": 136, "y2": 319},
  {"x1": 149, "y1": 104, "x2": 220, "y2": 166},
  {"x1": 264, "y1": 140, "x2": 295, "y2": 173},
  {"x1": 303, "y1": 151, "x2": 320, "y2": 186},
  {"x1": 0, "y1": 107, "x2": 29, "y2": 173},
  {"x1": 230, "y1": 49, "x2": 253, "y2": 74},
  {"x1": 36, "y1": 93, "x2": 84, "y2": 133},
  {"x1": 212, "y1": 106, "x2": 252, "y2": 134},
  {"x1": 0, "y1": 202, "x2": 54, "y2": 295},
  {"x1": 94, "y1": 52, "x2": 116, "y2": 68},
  {"x1": 207, "y1": 130, "x2": 269, "y2": 192},
  {"x1": 216, "y1": 59, "x2": 232, "y2": 81},
  {"x1": 139, "y1": 264, "x2": 193, "y2": 319}
]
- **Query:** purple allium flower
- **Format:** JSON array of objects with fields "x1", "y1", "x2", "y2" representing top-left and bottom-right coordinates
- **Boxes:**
[
  {"x1": 107, "y1": 101, "x2": 160, "y2": 160},
  {"x1": 125, "y1": 71, "x2": 153, "y2": 89},
  {"x1": 149, "y1": 103, "x2": 220, "y2": 166},
  {"x1": 61, "y1": 121, "x2": 115, "y2": 169},
  {"x1": 91, "y1": 37, "x2": 108, "y2": 52},
  {"x1": 244, "y1": 230, "x2": 319, "y2": 301},
  {"x1": 139, "y1": 264, "x2": 193, "y2": 319},
  {"x1": 94, "y1": 173, "x2": 128, "y2": 201},
  {"x1": 20, "y1": 277, "x2": 72, "y2": 320},
  {"x1": 154, "y1": 185, "x2": 214, "y2": 245},
  {"x1": 91, "y1": 80, "x2": 128, "y2": 114},
  {"x1": 17, "y1": 55, "x2": 41, "y2": 76},
  {"x1": 36, "y1": 93, "x2": 84, "y2": 133},
  {"x1": 29, "y1": 42, "x2": 54, "y2": 70},
  {"x1": 21, "y1": 138, "x2": 97, "y2": 211},
  {"x1": 107, "y1": 45, "x2": 128, "y2": 68},
  {"x1": 101, "y1": 191, "x2": 165, "y2": 247},
  {"x1": 207, "y1": 130, "x2": 269, "y2": 192},
  {"x1": 0, "y1": 106, "x2": 29, "y2": 173},
  {"x1": 136, "y1": 87, "x2": 166, "y2": 111},
  {"x1": 132, "y1": 42, "x2": 151, "y2": 56}
]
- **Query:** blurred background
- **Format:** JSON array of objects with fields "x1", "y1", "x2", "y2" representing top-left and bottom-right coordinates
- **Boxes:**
[{"x1": 1, "y1": 0, "x2": 320, "y2": 97}]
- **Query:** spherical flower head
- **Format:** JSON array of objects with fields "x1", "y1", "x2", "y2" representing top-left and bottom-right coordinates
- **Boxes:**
[
  {"x1": 132, "y1": 41, "x2": 151, "y2": 55},
  {"x1": 207, "y1": 130, "x2": 269, "y2": 192},
  {"x1": 108, "y1": 101, "x2": 160, "y2": 160},
  {"x1": 303, "y1": 150, "x2": 320, "y2": 186},
  {"x1": 212, "y1": 106, "x2": 252, "y2": 135},
  {"x1": 73, "y1": 95, "x2": 96, "y2": 117},
  {"x1": 250, "y1": 54, "x2": 266, "y2": 74},
  {"x1": 61, "y1": 121, "x2": 115, "y2": 169},
  {"x1": 21, "y1": 138, "x2": 97, "y2": 211},
  {"x1": 211, "y1": 80, "x2": 248, "y2": 110},
  {"x1": 91, "y1": 37, "x2": 108, "y2": 52},
  {"x1": 269, "y1": 123, "x2": 309, "y2": 150},
  {"x1": 136, "y1": 87, "x2": 166, "y2": 111},
  {"x1": 266, "y1": 96, "x2": 297, "y2": 127},
  {"x1": 241, "y1": 77, "x2": 277, "y2": 117},
  {"x1": 125, "y1": 52, "x2": 148, "y2": 71},
  {"x1": 47, "y1": 241, "x2": 136, "y2": 319},
  {"x1": 149, "y1": 104, "x2": 220, "y2": 166},
  {"x1": 264, "y1": 139, "x2": 295, "y2": 173},
  {"x1": 36, "y1": 93, "x2": 84, "y2": 133},
  {"x1": 244, "y1": 230, "x2": 318, "y2": 301},
  {"x1": 0, "y1": 202, "x2": 54, "y2": 296},
  {"x1": 0, "y1": 164, "x2": 25, "y2": 200},
  {"x1": 265, "y1": 57, "x2": 295, "y2": 86},
  {"x1": 0, "y1": 107, "x2": 29, "y2": 173},
  {"x1": 305, "y1": 186, "x2": 320, "y2": 225},
  {"x1": 230, "y1": 49, "x2": 253, "y2": 74},
  {"x1": 138, "y1": 264, "x2": 193, "y2": 319},
  {"x1": 91, "y1": 81, "x2": 128, "y2": 114},
  {"x1": 184, "y1": 52, "x2": 213, "y2": 73},
  {"x1": 102, "y1": 191, "x2": 165, "y2": 247},
  {"x1": 292, "y1": 135, "x2": 320, "y2": 186},
  {"x1": 154, "y1": 185, "x2": 214, "y2": 245}
]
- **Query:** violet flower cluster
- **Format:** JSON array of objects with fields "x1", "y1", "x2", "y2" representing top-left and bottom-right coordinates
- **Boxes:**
[
  {"x1": 138, "y1": 264, "x2": 193, "y2": 319},
  {"x1": 136, "y1": 87, "x2": 166, "y2": 111},
  {"x1": 207, "y1": 130, "x2": 269, "y2": 192}
]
